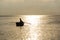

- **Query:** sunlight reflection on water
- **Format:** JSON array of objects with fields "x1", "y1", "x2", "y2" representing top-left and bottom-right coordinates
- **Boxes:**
[
  {"x1": 19, "y1": 15, "x2": 60, "y2": 40},
  {"x1": 20, "y1": 15, "x2": 47, "y2": 40},
  {"x1": 0, "y1": 15, "x2": 60, "y2": 40}
]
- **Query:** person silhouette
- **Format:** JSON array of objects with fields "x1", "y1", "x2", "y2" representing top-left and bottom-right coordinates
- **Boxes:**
[{"x1": 19, "y1": 18, "x2": 24, "y2": 26}]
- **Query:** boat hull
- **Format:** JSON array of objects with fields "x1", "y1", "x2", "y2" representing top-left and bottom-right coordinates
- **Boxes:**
[{"x1": 16, "y1": 22, "x2": 24, "y2": 26}]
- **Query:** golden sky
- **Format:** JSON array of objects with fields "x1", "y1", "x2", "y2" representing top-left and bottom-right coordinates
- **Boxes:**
[{"x1": 0, "y1": 0, "x2": 60, "y2": 15}]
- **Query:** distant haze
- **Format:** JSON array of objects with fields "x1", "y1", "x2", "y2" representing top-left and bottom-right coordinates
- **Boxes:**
[{"x1": 0, "y1": 0, "x2": 60, "y2": 15}]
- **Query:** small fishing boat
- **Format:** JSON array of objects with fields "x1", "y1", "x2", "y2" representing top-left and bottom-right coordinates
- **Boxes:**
[{"x1": 16, "y1": 18, "x2": 24, "y2": 26}]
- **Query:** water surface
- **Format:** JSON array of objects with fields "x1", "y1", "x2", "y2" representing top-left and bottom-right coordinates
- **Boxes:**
[{"x1": 0, "y1": 15, "x2": 60, "y2": 40}]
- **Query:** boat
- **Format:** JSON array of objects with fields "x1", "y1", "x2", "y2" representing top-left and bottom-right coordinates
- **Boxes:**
[{"x1": 16, "y1": 18, "x2": 24, "y2": 26}]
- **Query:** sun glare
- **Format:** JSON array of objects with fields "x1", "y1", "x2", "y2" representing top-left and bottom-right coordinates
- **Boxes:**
[
  {"x1": 17, "y1": 15, "x2": 45, "y2": 40},
  {"x1": 24, "y1": 15, "x2": 44, "y2": 40},
  {"x1": 25, "y1": 15, "x2": 43, "y2": 26}
]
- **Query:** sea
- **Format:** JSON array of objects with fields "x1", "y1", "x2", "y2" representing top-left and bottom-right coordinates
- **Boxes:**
[{"x1": 0, "y1": 15, "x2": 60, "y2": 40}]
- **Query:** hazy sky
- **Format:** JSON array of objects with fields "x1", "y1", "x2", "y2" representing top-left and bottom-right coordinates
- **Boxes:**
[{"x1": 0, "y1": 0, "x2": 60, "y2": 15}]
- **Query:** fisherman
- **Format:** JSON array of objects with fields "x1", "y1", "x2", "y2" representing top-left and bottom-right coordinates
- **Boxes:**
[{"x1": 19, "y1": 18, "x2": 24, "y2": 26}]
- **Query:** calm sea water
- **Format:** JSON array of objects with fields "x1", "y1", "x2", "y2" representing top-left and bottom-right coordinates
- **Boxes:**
[{"x1": 0, "y1": 15, "x2": 60, "y2": 40}]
